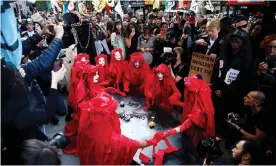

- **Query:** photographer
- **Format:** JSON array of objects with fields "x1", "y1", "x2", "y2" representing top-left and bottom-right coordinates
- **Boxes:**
[
  {"x1": 168, "y1": 47, "x2": 189, "y2": 96},
  {"x1": 18, "y1": 139, "x2": 61, "y2": 165},
  {"x1": 1, "y1": 5, "x2": 66, "y2": 163},
  {"x1": 256, "y1": 34, "x2": 276, "y2": 113},
  {"x1": 204, "y1": 139, "x2": 262, "y2": 165}
]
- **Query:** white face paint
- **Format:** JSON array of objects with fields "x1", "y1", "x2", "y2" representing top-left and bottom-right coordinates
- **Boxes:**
[
  {"x1": 98, "y1": 57, "x2": 105, "y2": 66},
  {"x1": 93, "y1": 71, "x2": 99, "y2": 83},
  {"x1": 157, "y1": 72, "x2": 164, "y2": 80},
  {"x1": 134, "y1": 60, "x2": 140, "y2": 68},
  {"x1": 115, "y1": 51, "x2": 121, "y2": 61}
]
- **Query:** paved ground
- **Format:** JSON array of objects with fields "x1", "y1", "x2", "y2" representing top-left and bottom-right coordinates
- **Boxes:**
[{"x1": 45, "y1": 93, "x2": 80, "y2": 165}]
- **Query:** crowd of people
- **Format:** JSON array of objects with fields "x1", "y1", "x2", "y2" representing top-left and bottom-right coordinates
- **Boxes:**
[{"x1": 1, "y1": 1, "x2": 276, "y2": 165}]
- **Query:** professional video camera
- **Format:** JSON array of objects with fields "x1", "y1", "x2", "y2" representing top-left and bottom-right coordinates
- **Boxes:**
[
  {"x1": 160, "y1": 51, "x2": 177, "y2": 66},
  {"x1": 48, "y1": 133, "x2": 69, "y2": 149}
]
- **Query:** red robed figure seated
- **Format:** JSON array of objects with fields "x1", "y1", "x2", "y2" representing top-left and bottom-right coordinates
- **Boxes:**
[
  {"x1": 94, "y1": 54, "x2": 110, "y2": 87},
  {"x1": 124, "y1": 52, "x2": 152, "y2": 94},
  {"x1": 143, "y1": 64, "x2": 184, "y2": 111},
  {"x1": 109, "y1": 48, "x2": 128, "y2": 90},
  {"x1": 63, "y1": 64, "x2": 126, "y2": 155}
]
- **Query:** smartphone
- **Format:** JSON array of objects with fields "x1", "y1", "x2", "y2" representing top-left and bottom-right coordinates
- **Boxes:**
[
  {"x1": 116, "y1": 31, "x2": 120, "y2": 36},
  {"x1": 53, "y1": 59, "x2": 63, "y2": 72}
]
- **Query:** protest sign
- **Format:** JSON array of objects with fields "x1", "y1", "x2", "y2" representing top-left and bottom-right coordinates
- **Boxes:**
[
  {"x1": 224, "y1": 68, "x2": 240, "y2": 85},
  {"x1": 31, "y1": 12, "x2": 43, "y2": 23},
  {"x1": 188, "y1": 52, "x2": 216, "y2": 83}
]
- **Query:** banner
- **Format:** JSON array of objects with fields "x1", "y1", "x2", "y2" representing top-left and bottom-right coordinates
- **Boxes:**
[
  {"x1": 188, "y1": 52, "x2": 216, "y2": 83},
  {"x1": 107, "y1": 0, "x2": 115, "y2": 7},
  {"x1": 114, "y1": 0, "x2": 123, "y2": 20},
  {"x1": 153, "y1": 0, "x2": 160, "y2": 9},
  {"x1": 227, "y1": 0, "x2": 265, "y2": 5},
  {"x1": 31, "y1": 12, "x2": 43, "y2": 23},
  {"x1": 93, "y1": 0, "x2": 107, "y2": 13},
  {"x1": 145, "y1": 0, "x2": 154, "y2": 5},
  {"x1": 189, "y1": 0, "x2": 198, "y2": 13}
]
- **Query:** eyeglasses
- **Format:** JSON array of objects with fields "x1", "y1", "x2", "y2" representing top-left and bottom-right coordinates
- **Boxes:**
[{"x1": 236, "y1": 24, "x2": 248, "y2": 30}]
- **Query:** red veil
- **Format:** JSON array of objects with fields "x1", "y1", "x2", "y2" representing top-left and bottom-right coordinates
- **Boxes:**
[
  {"x1": 124, "y1": 52, "x2": 152, "y2": 93},
  {"x1": 63, "y1": 64, "x2": 126, "y2": 155},
  {"x1": 143, "y1": 64, "x2": 184, "y2": 111},
  {"x1": 181, "y1": 76, "x2": 215, "y2": 146},
  {"x1": 109, "y1": 48, "x2": 128, "y2": 89},
  {"x1": 94, "y1": 54, "x2": 110, "y2": 86},
  {"x1": 63, "y1": 53, "x2": 89, "y2": 155},
  {"x1": 77, "y1": 92, "x2": 140, "y2": 165},
  {"x1": 68, "y1": 53, "x2": 89, "y2": 111},
  {"x1": 161, "y1": 76, "x2": 215, "y2": 148}
]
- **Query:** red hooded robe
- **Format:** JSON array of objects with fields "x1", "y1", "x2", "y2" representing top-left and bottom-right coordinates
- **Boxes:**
[
  {"x1": 162, "y1": 76, "x2": 215, "y2": 148},
  {"x1": 143, "y1": 64, "x2": 184, "y2": 111},
  {"x1": 63, "y1": 64, "x2": 126, "y2": 155},
  {"x1": 94, "y1": 54, "x2": 110, "y2": 86},
  {"x1": 109, "y1": 48, "x2": 128, "y2": 90},
  {"x1": 77, "y1": 92, "x2": 140, "y2": 165},
  {"x1": 124, "y1": 52, "x2": 152, "y2": 94},
  {"x1": 63, "y1": 53, "x2": 89, "y2": 155}
]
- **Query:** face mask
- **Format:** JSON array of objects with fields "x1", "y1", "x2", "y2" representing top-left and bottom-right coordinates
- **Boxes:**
[
  {"x1": 98, "y1": 57, "x2": 105, "y2": 66},
  {"x1": 134, "y1": 60, "x2": 140, "y2": 68},
  {"x1": 157, "y1": 72, "x2": 164, "y2": 80},
  {"x1": 93, "y1": 71, "x2": 99, "y2": 83},
  {"x1": 115, "y1": 52, "x2": 121, "y2": 61}
]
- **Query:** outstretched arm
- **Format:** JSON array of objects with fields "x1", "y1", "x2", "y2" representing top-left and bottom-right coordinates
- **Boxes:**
[{"x1": 163, "y1": 119, "x2": 194, "y2": 137}]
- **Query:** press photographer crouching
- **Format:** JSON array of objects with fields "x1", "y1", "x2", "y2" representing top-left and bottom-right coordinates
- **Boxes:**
[
  {"x1": 204, "y1": 139, "x2": 262, "y2": 165},
  {"x1": 226, "y1": 91, "x2": 275, "y2": 164},
  {"x1": 17, "y1": 134, "x2": 69, "y2": 165}
]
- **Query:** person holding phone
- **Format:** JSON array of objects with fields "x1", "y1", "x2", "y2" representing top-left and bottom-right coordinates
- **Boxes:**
[
  {"x1": 124, "y1": 22, "x2": 139, "y2": 60},
  {"x1": 111, "y1": 21, "x2": 126, "y2": 59}
]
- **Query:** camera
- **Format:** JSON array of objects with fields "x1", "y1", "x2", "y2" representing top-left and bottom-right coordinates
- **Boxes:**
[
  {"x1": 197, "y1": 137, "x2": 222, "y2": 165},
  {"x1": 160, "y1": 52, "x2": 177, "y2": 66},
  {"x1": 227, "y1": 112, "x2": 240, "y2": 125},
  {"x1": 48, "y1": 133, "x2": 69, "y2": 149},
  {"x1": 266, "y1": 55, "x2": 276, "y2": 69}
]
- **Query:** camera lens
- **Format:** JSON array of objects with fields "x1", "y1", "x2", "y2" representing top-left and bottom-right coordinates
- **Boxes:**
[{"x1": 48, "y1": 133, "x2": 69, "y2": 149}]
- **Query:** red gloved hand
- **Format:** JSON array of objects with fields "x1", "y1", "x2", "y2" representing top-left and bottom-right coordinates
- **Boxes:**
[
  {"x1": 163, "y1": 128, "x2": 177, "y2": 137},
  {"x1": 145, "y1": 131, "x2": 164, "y2": 146}
]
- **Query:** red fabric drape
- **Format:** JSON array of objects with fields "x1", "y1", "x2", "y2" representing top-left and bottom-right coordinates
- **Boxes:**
[
  {"x1": 77, "y1": 92, "x2": 140, "y2": 165},
  {"x1": 124, "y1": 52, "x2": 152, "y2": 93},
  {"x1": 109, "y1": 48, "x2": 128, "y2": 89},
  {"x1": 143, "y1": 64, "x2": 184, "y2": 111},
  {"x1": 94, "y1": 54, "x2": 110, "y2": 85}
]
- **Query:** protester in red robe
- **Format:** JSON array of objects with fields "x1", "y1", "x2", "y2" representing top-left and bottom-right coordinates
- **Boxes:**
[
  {"x1": 63, "y1": 53, "x2": 89, "y2": 155},
  {"x1": 109, "y1": 48, "x2": 128, "y2": 90},
  {"x1": 143, "y1": 64, "x2": 184, "y2": 111},
  {"x1": 68, "y1": 53, "x2": 90, "y2": 111},
  {"x1": 161, "y1": 76, "x2": 215, "y2": 147},
  {"x1": 124, "y1": 52, "x2": 152, "y2": 94},
  {"x1": 77, "y1": 91, "x2": 165, "y2": 165},
  {"x1": 63, "y1": 64, "x2": 126, "y2": 156},
  {"x1": 94, "y1": 54, "x2": 110, "y2": 86}
]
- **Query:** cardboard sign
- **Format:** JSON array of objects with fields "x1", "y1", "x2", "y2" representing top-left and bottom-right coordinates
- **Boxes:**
[
  {"x1": 188, "y1": 52, "x2": 216, "y2": 83},
  {"x1": 31, "y1": 12, "x2": 43, "y2": 23}
]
